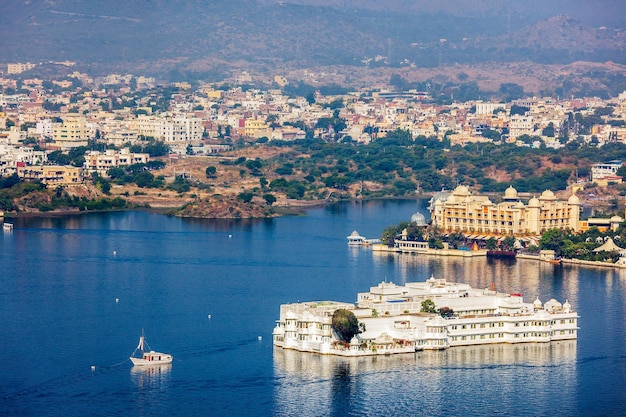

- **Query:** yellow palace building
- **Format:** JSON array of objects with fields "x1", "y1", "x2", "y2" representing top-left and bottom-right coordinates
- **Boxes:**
[{"x1": 429, "y1": 185, "x2": 581, "y2": 237}]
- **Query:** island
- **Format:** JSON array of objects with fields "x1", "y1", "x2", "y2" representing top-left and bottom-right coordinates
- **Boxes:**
[{"x1": 272, "y1": 276, "x2": 577, "y2": 356}]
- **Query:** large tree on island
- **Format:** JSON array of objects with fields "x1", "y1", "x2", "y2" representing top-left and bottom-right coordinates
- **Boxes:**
[{"x1": 331, "y1": 309, "x2": 361, "y2": 342}]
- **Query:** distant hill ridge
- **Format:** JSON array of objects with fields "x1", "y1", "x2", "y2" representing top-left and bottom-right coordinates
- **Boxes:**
[{"x1": 0, "y1": 0, "x2": 624, "y2": 76}]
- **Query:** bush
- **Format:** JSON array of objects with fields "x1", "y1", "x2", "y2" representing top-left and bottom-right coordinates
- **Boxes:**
[
  {"x1": 331, "y1": 309, "x2": 360, "y2": 342},
  {"x1": 237, "y1": 191, "x2": 254, "y2": 203}
]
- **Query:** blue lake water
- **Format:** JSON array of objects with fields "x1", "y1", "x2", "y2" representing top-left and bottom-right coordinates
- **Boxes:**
[{"x1": 1, "y1": 199, "x2": 625, "y2": 416}]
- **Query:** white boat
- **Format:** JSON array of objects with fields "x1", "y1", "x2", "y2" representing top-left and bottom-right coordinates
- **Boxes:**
[
  {"x1": 3, "y1": 223, "x2": 13, "y2": 232},
  {"x1": 129, "y1": 330, "x2": 173, "y2": 366}
]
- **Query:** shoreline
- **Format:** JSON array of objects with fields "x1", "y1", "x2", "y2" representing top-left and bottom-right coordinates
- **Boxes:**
[
  {"x1": 1, "y1": 194, "x2": 429, "y2": 220},
  {"x1": 517, "y1": 253, "x2": 626, "y2": 269}
]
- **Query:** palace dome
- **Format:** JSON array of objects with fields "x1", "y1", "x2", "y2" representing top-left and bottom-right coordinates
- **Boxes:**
[
  {"x1": 453, "y1": 185, "x2": 471, "y2": 197},
  {"x1": 563, "y1": 300, "x2": 572, "y2": 313},
  {"x1": 411, "y1": 211, "x2": 427, "y2": 226},
  {"x1": 568, "y1": 194, "x2": 580, "y2": 205},
  {"x1": 428, "y1": 189, "x2": 450, "y2": 208},
  {"x1": 504, "y1": 186, "x2": 518, "y2": 200},
  {"x1": 544, "y1": 299, "x2": 562, "y2": 312},
  {"x1": 533, "y1": 296, "x2": 543, "y2": 310},
  {"x1": 539, "y1": 190, "x2": 556, "y2": 201},
  {"x1": 528, "y1": 196, "x2": 540, "y2": 207}
]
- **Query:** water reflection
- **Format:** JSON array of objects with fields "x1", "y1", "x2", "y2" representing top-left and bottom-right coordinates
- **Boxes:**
[
  {"x1": 274, "y1": 341, "x2": 577, "y2": 416},
  {"x1": 130, "y1": 364, "x2": 172, "y2": 390},
  {"x1": 370, "y1": 252, "x2": 584, "y2": 304}
]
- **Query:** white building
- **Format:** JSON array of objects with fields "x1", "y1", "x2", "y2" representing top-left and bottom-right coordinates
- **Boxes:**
[
  {"x1": 0, "y1": 144, "x2": 47, "y2": 175},
  {"x1": 591, "y1": 160, "x2": 623, "y2": 181},
  {"x1": 273, "y1": 276, "x2": 578, "y2": 356},
  {"x1": 474, "y1": 102, "x2": 505, "y2": 115},
  {"x1": 84, "y1": 148, "x2": 149, "y2": 176},
  {"x1": 36, "y1": 119, "x2": 53, "y2": 139},
  {"x1": 509, "y1": 114, "x2": 535, "y2": 139},
  {"x1": 156, "y1": 116, "x2": 203, "y2": 144}
]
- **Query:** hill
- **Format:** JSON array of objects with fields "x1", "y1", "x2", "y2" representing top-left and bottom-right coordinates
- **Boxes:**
[{"x1": 1, "y1": 1, "x2": 625, "y2": 78}]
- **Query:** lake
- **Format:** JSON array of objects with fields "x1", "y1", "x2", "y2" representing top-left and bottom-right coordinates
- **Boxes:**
[{"x1": 1, "y1": 200, "x2": 625, "y2": 416}]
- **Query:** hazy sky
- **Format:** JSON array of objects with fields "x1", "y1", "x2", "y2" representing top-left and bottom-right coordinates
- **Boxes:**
[{"x1": 288, "y1": 0, "x2": 626, "y2": 27}]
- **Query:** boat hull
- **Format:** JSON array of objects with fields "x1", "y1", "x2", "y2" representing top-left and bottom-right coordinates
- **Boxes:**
[{"x1": 130, "y1": 353, "x2": 173, "y2": 366}]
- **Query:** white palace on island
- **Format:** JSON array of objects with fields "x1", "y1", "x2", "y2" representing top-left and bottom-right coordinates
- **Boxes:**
[{"x1": 272, "y1": 276, "x2": 578, "y2": 356}]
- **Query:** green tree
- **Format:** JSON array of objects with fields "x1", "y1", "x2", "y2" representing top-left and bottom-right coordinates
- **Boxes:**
[
  {"x1": 421, "y1": 299, "x2": 437, "y2": 314},
  {"x1": 205, "y1": 166, "x2": 217, "y2": 178},
  {"x1": 47, "y1": 151, "x2": 71, "y2": 165},
  {"x1": 540, "y1": 229, "x2": 567, "y2": 257},
  {"x1": 501, "y1": 236, "x2": 517, "y2": 251},
  {"x1": 331, "y1": 309, "x2": 360, "y2": 342},
  {"x1": 107, "y1": 167, "x2": 130, "y2": 183},
  {"x1": 263, "y1": 193, "x2": 276, "y2": 206},
  {"x1": 245, "y1": 159, "x2": 263, "y2": 175},
  {"x1": 259, "y1": 177, "x2": 268, "y2": 190},
  {"x1": 237, "y1": 191, "x2": 254, "y2": 203},
  {"x1": 500, "y1": 83, "x2": 524, "y2": 101},
  {"x1": 134, "y1": 171, "x2": 155, "y2": 188},
  {"x1": 168, "y1": 176, "x2": 191, "y2": 193},
  {"x1": 542, "y1": 122, "x2": 555, "y2": 137},
  {"x1": 510, "y1": 104, "x2": 530, "y2": 116},
  {"x1": 381, "y1": 222, "x2": 409, "y2": 246}
]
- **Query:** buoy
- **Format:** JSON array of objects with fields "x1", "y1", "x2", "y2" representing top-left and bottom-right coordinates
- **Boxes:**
[
  {"x1": 258, "y1": 336, "x2": 262, "y2": 341},
  {"x1": 91, "y1": 365, "x2": 96, "y2": 371},
  {"x1": 115, "y1": 298, "x2": 119, "y2": 303},
  {"x1": 113, "y1": 251, "x2": 117, "y2": 256},
  {"x1": 208, "y1": 314, "x2": 211, "y2": 319},
  {"x1": 228, "y1": 234, "x2": 232, "y2": 238}
]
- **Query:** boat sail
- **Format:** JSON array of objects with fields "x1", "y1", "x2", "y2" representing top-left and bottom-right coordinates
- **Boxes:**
[{"x1": 129, "y1": 330, "x2": 173, "y2": 366}]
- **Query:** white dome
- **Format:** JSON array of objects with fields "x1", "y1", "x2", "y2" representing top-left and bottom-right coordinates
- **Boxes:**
[
  {"x1": 563, "y1": 299, "x2": 572, "y2": 313},
  {"x1": 411, "y1": 211, "x2": 426, "y2": 226},
  {"x1": 544, "y1": 299, "x2": 562, "y2": 312},
  {"x1": 533, "y1": 296, "x2": 543, "y2": 309},
  {"x1": 429, "y1": 190, "x2": 450, "y2": 207}
]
